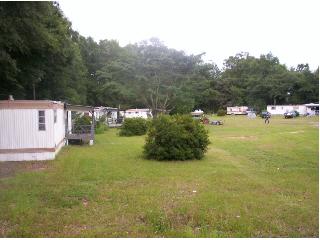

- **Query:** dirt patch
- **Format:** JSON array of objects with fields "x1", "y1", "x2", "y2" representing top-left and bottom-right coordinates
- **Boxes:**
[
  {"x1": 0, "y1": 220, "x2": 16, "y2": 237},
  {"x1": 0, "y1": 161, "x2": 51, "y2": 179},
  {"x1": 62, "y1": 224, "x2": 91, "y2": 236},
  {"x1": 0, "y1": 220, "x2": 9, "y2": 237},
  {"x1": 226, "y1": 136, "x2": 257, "y2": 140},
  {"x1": 288, "y1": 130, "x2": 305, "y2": 134}
]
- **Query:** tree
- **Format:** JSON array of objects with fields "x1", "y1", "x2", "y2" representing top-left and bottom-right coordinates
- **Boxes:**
[
  {"x1": 1, "y1": 2, "x2": 317, "y2": 110},
  {"x1": 129, "y1": 38, "x2": 204, "y2": 116},
  {"x1": 0, "y1": 1, "x2": 88, "y2": 103}
]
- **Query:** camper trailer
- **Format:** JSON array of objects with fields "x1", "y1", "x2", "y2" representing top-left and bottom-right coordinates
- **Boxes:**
[
  {"x1": 227, "y1": 106, "x2": 248, "y2": 115},
  {"x1": 124, "y1": 109, "x2": 153, "y2": 119}
]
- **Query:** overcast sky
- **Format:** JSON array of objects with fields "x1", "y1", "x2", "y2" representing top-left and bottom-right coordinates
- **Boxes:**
[{"x1": 58, "y1": 0, "x2": 319, "y2": 70}]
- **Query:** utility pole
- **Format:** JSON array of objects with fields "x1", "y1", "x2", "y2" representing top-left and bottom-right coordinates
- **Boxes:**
[
  {"x1": 32, "y1": 82, "x2": 36, "y2": 100},
  {"x1": 33, "y1": 77, "x2": 41, "y2": 100},
  {"x1": 117, "y1": 104, "x2": 120, "y2": 123}
]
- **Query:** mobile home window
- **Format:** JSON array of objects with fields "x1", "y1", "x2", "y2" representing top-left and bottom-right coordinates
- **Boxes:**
[
  {"x1": 39, "y1": 110, "x2": 46, "y2": 131},
  {"x1": 54, "y1": 109, "x2": 57, "y2": 123},
  {"x1": 271, "y1": 106, "x2": 276, "y2": 110}
]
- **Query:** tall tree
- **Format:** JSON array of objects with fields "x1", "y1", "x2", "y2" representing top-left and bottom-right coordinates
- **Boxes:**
[
  {"x1": 0, "y1": 1, "x2": 88, "y2": 103},
  {"x1": 1, "y1": 2, "x2": 317, "y2": 111}
]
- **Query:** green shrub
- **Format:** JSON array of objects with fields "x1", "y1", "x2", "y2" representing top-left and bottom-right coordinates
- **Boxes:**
[
  {"x1": 119, "y1": 118, "x2": 148, "y2": 136},
  {"x1": 216, "y1": 109, "x2": 226, "y2": 116},
  {"x1": 98, "y1": 115, "x2": 107, "y2": 124},
  {"x1": 95, "y1": 116, "x2": 108, "y2": 134},
  {"x1": 74, "y1": 114, "x2": 108, "y2": 134},
  {"x1": 144, "y1": 115, "x2": 210, "y2": 160},
  {"x1": 95, "y1": 124, "x2": 108, "y2": 134},
  {"x1": 74, "y1": 114, "x2": 91, "y2": 126},
  {"x1": 294, "y1": 110, "x2": 300, "y2": 117}
]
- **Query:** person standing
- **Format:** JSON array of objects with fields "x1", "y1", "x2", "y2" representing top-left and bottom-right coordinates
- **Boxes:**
[{"x1": 265, "y1": 114, "x2": 270, "y2": 124}]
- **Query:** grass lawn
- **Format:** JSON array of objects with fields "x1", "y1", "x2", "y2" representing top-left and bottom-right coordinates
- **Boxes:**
[{"x1": 0, "y1": 116, "x2": 318, "y2": 237}]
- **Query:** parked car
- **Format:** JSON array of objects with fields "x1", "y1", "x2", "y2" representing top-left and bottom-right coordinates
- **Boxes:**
[
  {"x1": 211, "y1": 120, "x2": 223, "y2": 125},
  {"x1": 284, "y1": 111, "x2": 297, "y2": 118},
  {"x1": 260, "y1": 111, "x2": 271, "y2": 118}
]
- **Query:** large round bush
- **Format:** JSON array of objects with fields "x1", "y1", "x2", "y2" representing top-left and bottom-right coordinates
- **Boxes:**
[
  {"x1": 144, "y1": 115, "x2": 210, "y2": 160},
  {"x1": 119, "y1": 118, "x2": 148, "y2": 136}
]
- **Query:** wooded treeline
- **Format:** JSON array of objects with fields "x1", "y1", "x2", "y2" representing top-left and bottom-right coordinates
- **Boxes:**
[{"x1": 1, "y1": 2, "x2": 318, "y2": 114}]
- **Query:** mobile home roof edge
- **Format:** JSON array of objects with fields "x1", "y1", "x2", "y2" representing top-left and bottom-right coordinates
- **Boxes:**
[{"x1": 0, "y1": 100, "x2": 64, "y2": 109}]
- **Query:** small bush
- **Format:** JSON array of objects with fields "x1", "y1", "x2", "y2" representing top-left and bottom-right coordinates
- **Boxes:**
[
  {"x1": 74, "y1": 114, "x2": 91, "y2": 126},
  {"x1": 119, "y1": 118, "x2": 148, "y2": 136},
  {"x1": 95, "y1": 122, "x2": 108, "y2": 134},
  {"x1": 216, "y1": 109, "x2": 226, "y2": 116},
  {"x1": 144, "y1": 115, "x2": 210, "y2": 160},
  {"x1": 98, "y1": 115, "x2": 107, "y2": 124},
  {"x1": 95, "y1": 116, "x2": 108, "y2": 134},
  {"x1": 294, "y1": 110, "x2": 300, "y2": 117}
]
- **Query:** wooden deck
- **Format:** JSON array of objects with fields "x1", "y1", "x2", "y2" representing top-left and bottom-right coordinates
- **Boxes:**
[
  {"x1": 66, "y1": 124, "x2": 93, "y2": 144},
  {"x1": 67, "y1": 133, "x2": 91, "y2": 142}
]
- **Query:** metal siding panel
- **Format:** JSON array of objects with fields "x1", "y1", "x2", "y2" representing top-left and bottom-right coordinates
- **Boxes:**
[
  {"x1": 54, "y1": 109, "x2": 65, "y2": 146},
  {"x1": 0, "y1": 109, "x2": 54, "y2": 149}
]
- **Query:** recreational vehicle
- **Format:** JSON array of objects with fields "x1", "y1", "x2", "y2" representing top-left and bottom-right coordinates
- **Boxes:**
[
  {"x1": 227, "y1": 106, "x2": 248, "y2": 115},
  {"x1": 124, "y1": 109, "x2": 153, "y2": 119}
]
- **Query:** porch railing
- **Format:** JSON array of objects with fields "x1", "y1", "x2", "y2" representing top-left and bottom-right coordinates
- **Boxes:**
[{"x1": 70, "y1": 125, "x2": 92, "y2": 134}]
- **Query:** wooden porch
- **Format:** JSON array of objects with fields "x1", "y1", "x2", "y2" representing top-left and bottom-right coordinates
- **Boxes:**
[{"x1": 65, "y1": 104, "x2": 95, "y2": 145}]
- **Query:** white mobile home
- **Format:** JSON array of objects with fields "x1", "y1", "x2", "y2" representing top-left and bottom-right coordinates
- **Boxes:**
[
  {"x1": 0, "y1": 100, "x2": 96, "y2": 161},
  {"x1": 92, "y1": 106, "x2": 119, "y2": 123},
  {"x1": 267, "y1": 105, "x2": 307, "y2": 115},
  {"x1": 0, "y1": 100, "x2": 66, "y2": 161},
  {"x1": 124, "y1": 109, "x2": 153, "y2": 119},
  {"x1": 227, "y1": 106, "x2": 248, "y2": 115}
]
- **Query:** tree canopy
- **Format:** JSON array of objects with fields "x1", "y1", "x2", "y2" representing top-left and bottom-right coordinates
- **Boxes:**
[{"x1": 0, "y1": 2, "x2": 318, "y2": 112}]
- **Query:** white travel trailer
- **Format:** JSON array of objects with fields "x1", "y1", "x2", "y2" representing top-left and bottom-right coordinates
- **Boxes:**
[
  {"x1": 267, "y1": 105, "x2": 307, "y2": 115},
  {"x1": 227, "y1": 106, "x2": 248, "y2": 115},
  {"x1": 0, "y1": 100, "x2": 66, "y2": 161},
  {"x1": 124, "y1": 109, "x2": 153, "y2": 119}
]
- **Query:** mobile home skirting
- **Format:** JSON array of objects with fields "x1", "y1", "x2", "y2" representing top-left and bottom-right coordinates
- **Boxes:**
[{"x1": 0, "y1": 138, "x2": 65, "y2": 161}]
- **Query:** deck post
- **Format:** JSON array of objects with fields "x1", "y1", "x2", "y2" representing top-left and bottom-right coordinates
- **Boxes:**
[
  {"x1": 64, "y1": 105, "x2": 69, "y2": 146},
  {"x1": 90, "y1": 110, "x2": 94, "y2": 145}
]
